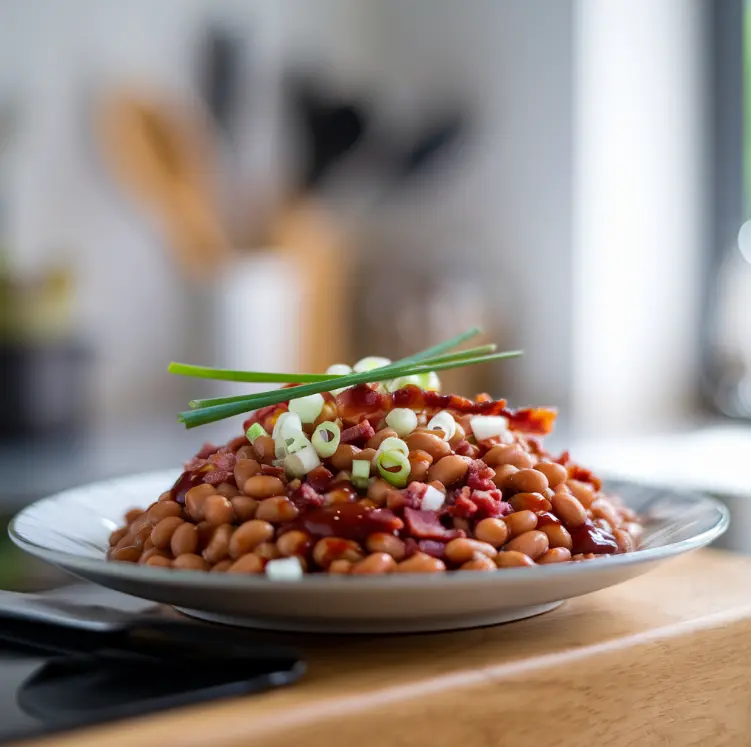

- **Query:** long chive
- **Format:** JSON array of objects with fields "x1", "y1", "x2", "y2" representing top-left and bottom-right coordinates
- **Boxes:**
[
  {"x1": 188, "y1": 344, "x2": 497, "y2": 410},
  {"x1": 179, "y1": 350, "x2": 523, "y2": 429},
  {"x1": 392, "y1": 326, "x2": 482, "y2": 365},
  {"x1": 168, "y1": 362, "x2": 338, "y2": 384}
]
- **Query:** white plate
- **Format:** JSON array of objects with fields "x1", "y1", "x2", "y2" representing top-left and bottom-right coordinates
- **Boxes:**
[{"x1": 9, "y1": 470, "x2": 729, "y2": 633}]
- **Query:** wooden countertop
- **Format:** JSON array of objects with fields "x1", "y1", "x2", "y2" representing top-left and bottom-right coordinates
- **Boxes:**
[{"x1": 22, "y1": 549, "x2": 751, "y2": 747}]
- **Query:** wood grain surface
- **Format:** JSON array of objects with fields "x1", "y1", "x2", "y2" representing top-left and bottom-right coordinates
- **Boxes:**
[{"x1": 19, "y1": 550, "x2": 751, "y2": 747}]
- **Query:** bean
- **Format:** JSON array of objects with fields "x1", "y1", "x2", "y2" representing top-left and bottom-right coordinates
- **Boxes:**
[
  {"x1": 312, "y1": 537, "x2": 364, "y2": 569},
  {"x1": 505, "y1": 530, "x2": 549, "y2": 560},
  {"x1": 460, "y1": 555, "x2": 497, "y2": 571},
  {"x1": 492, "y1": 464, "x2": 518, "y2": 488},
  {"x1": 112, "y1": 546, "x2": 141, "y2": 563},
  {"x1": 243, "y1": 475, "x2": 285, "y2": 499},
  {"x1": 195, "y1": 521, "x2": 215, "y2": 551},
  {"x1": 210, "y1": 559, "x2": 233, "y2": 573},
  {"x1": 231, "y1": 495, "x2": 258, "y2": 522},
  {"x1": 170, "y1": 522, "x2": 198, "y2": 557},
  {"x1": 620, "y1": 506, "x2": 638, "y2": 522},
  {"x1": 151, "y1": 517, "x2": 184, "y2": 549},
  {"x1": 173, "y1": 553, "x2": 210, "y2": 571},
  {"x1": 483, "y1": 445, "x2": 534, "y2": 469},
  {"x1": 185, "y1": 483, "x2": 216, "y2": 520},
  {"x1": 539, "y1": 523, "x2": 573, "y2": 550},
  {"x1": 537, "y1": 547, "x2": 572, "y2": 564},
  {"x1": 448, "y1": 422, "x2": 466, "y2": 448},
  {"x1": 329, "y1": 559, "x2": 353, "y2": 574},
  {"x1": 427, "y1": 455, "x2": 469, "y2": 486},
  {"x1": 254, "y1": 541, "x2": 281, "y2": 561},
  {"x1": 408, "y1": 451, "x2": 433, "y2": 482},
  {"x1": 234, "y1": 458, "x2": 261, "y2": 487},
  {"x1": 145, "y1": 555, "x2": 172, "y2": 568},
  {"x1": 551, "y1": 492, "x2": 587, "y2": 529},
  {"x1": 567, "y1": 479, "x2": 596, "y2": 508},
  {"x1": 495, "y1": 550, "x2": 536, "y2": 568},
  {"x1": 359, "y1": 481, "x2": 386, "y2": 508},
  {"x1": 509, "y1": 492, "x2": 552, "y2": 513},
  {"x1": 365, "y1": 533, "x2": 406, "y2": 561},
  {"x1": 140, "y1": 546, "x2": 169, "y2": 563},
  {"x1": 445, "y1": 538, "x2": 498, "y2": 565},
  {"x1": 330, "y1": 444, "x2": 362, "y2": 472},
  {"x1": 142, "y1": 537, "x2": 155, "y2": 551},
  {"x1": 474, "y1": 517, "x2": 509, "y2": 548},
  {"x1": 235, "y1": 445, "x2": 255, "y2": 461},
  {"x1": 453, "y1": 517, "x2": 471, "y2": 533},
  {"x1": 355, "y1": 448, "x2": 378, "y2": 467},
  {"x1": 157, "y1": 491, "x2": 174, "y2": 502},
  {"x1": 367, "y1": 428, "x2": 398, "y2": 450},
  {"x1": 395, "y1": 553, "x2": 446, "y2": 573},
  {"x1": 504, "y1": 468, "x2": 549, "y2": 495},
  {"x1": 326, "y1": 484, "x2": 357, "y2": 505},
  {"x1": 227, "y1": 554, "x2": 264, "y2": 574},
  {"x1": 534, "y1": 461, "x2": 568, "y2": 488},
  {"x1": 215, "y1": 481, "x2": 240, "y2": 498},
  {"x1": 503, "y1": 510, "x2": 538, "y2": 538},
  {"x1": 427, "y1": 480, "x2": 447, "y2": 495},
  {"x1": 202, "y1": 494, "x2": 234, "y2": 526},
  {"x1": 313, "y1": 400, "x2": 338, "y2": 427},
  {"x1": 591, "y1": 498, "x2": 621, "y2": 529},
  {"x1": 624, "y1": 522, "x2": 644, "y2": 542},
  {"x1": 147, "y1": 501, "x2": 182, "y2": 523},
  {"x1": 572, "y1": 552, "x2": 597, "y2": 561},
  {"x1": 405, "y1": 432, "x2": 451, "y2": 461},
  {"x1": 124, "y1": 508, "x2": 144, "y2": 524},
  {"x1": 229, "y1": 520, "x2": 274, "y2": 559},
  {"x1": 109, "y1": 527, "x2": 128, "y2": 546},
  {"x1": 130, "y1": 512, "x2": 153, "y2": 534},
  {"x1": 614, "y1": 529, "x2": 634, "y2": 553},
  {"x1": 351, "y1": 552, "x2": 397, "y2": 574},
  {"x1": 277, "y1": 530, "x2": 313, "y2": 558},
  {"x1": 256, "y1": 496, "x2": 299, "y2": 524},
  {"x1": 593, "y1": 518, "x2": 613, "y2": 534},
  {"x1": 251, "y1": 435, "x2": 276, "y2": 464},
  {"x1": 202, "y1": 524, "x2": 234, "y2": 564}
]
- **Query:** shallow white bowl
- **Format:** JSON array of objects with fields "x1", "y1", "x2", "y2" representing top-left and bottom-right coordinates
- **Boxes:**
[{"x1": 9, "y1": 470, "x2": 729, "y2": 633}]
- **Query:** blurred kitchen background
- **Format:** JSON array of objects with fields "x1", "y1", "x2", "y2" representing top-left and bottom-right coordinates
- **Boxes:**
[{"x1": 1, "y1": 0, "x2": 750, "y2": 587}]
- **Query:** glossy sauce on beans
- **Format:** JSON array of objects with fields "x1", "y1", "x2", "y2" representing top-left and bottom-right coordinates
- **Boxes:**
[
  {"x1": 280, "y1": 504, "x2": 404, "y2": 542},
  {"x1": 569, "y1": 520, "x2": 618, "y2": 555}
]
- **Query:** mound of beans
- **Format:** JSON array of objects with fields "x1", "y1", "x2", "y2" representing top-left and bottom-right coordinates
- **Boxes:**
[{"x1": 108, "y1": 407, "x2": 644, "y2": 575}]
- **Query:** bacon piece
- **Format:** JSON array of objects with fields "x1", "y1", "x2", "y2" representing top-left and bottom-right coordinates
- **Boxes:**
[
  {"x1": 306, "y1": 466, "x2": 333, "y2": 492},
  {"x1": 227, "y1": 435, "x2": 248, "y2": 452},
  {"x1": 403, "y1": 508, "x2": 464, "y2": 540},
  {"x1": 555, "y1": 450, "x2": 570, "y2": 466},
  {"x1": 336, "y1": 385, "x2": 388, "y2": 423},
  {"x1": 203, "y1": 469, "x2": 234, "y2": 486},
  {"x1": 466, "y1": 460, "x2": 496, "y2": 491},
  {"x1": 242, "y1": 404, "x2": 285, "y2": 432},
  {"x1": 417, "y1": 539, "x2": 447, "y2": 559},
  {"x1": 470, "y1": 489, "x2": 511, "y2": 518},
  {"x1": 567, "y1": 464, "x2": 603, "y2": 491},
  {"x1": 386, "y1": 489, "x2": 421, "y2": 512},
  {"x1": 195, "y1": 443, "x2": 219, "y2": 460},
  {"x1": 403, "y1": 538, "x2": 420, "y2": 558},
  {"x1": 453, "y1": 440, "x2": 474, "y2": 457},
  {"x1": 340, "y1": 420, "x2": 376, "y2": 444},
  {"x1": 450, "y1": 492, "x2": 479, "y2": 518},
  {"x1": 261, "y1": 464, "x2": 285, "y2": 478},
  {"x1": 289, "y1": 482, "x2": 326, "y2": 510}
]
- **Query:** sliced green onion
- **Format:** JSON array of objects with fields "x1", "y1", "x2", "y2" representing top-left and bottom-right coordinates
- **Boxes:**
[
  {"x1": 417, "y1": 371, "x2": 441, "y2": 391},
  {"x1": 284, "y1": 444, "x2": 321, "y2": 477},
  {"x1": 385, "y1": 408, "x2": 418, "y2": 437},
  {"x1": 470, "y1": 415, "x2": 511, "y2": 442},
  {"x1": 427, "y1": 411, "x2": 456, "y2": 442},
  {"x1": 284, "y1": 431, "x2": 311, "y2": 455},
  {"x1": 375, "y1": 450, "x2": 411, "y2": 488},
  {"x1": 272, "y1": 411, "x2": 301, "y2": 442},
  {"x1": 246, "y1": 422, "x2": 269, "y2": 444},
  {"x1": 351, "y1": 458, "x2": 371, "y2": 489},
  {"x1": 327, "y1": 363, "x2": 352, "y2": 395},
  {"x1": 288, "y1": 393, "x2": 324, "y2": 423},
  {"x1": 311, "y1": 421, "x2": 341, "y2": 458},
  {"x1": 375, "y1": 436, "x2": 409, "y2": 457},
  {"x1": 386, "y1": 374, "x2": 421, "y2": 393},
  {"x1": 353, "y1": 356, "x2": 391, "y2": 373},
  {"x1": 421, "y1": 484, "x2": 446, "y2": 511}
]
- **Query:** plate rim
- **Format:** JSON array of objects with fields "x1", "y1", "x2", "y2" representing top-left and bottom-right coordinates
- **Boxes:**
[{"x1": 8, "y1": 469, "x2": 731, "y2": 592}]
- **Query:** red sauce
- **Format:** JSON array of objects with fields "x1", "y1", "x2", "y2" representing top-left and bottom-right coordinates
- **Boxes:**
[
  {"x1": 169, "y1": 470, "x2": 204, "y2": 504},
  {"x1": 536, "y1": 511, "x2": 561, "y2": 527},
  {"x1": 280, "y1": 504, "x2": 403, "y2": 541},
  {"x1": 336, "y1": 385, "x2": 387, "y2": 422},
  {"x1": 569, "y1": 521, "x2": 618, "y2": 555}
]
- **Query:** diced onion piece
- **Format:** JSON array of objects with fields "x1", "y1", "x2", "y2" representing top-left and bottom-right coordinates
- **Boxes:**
[
  {"x1": 385, "y1": 408, "x2": 418, "y2": 437},
  {"x1": 417, "y1": 371, "x2": 441, "y2": 391},
  {"x1": 375, "y1": 436, "x2": 410, "y2": 458},
  {"x1": 353, "y1": 356, "x2": 391, "y2": 373},
  {"x1": 386, "y1": 374, "x2": 421, "y2": 392},
  {"x1": 284, "y1": 444, "x2": 321, "y2": 477},
  {"x1": 272, "y1": 411, "x2": 302, "y2": 442},
  {"x1": 265, "y1": 557, "x2": 304, "y2": 581},
  {"x1": 246, "y1": 422, "x2": 269, "y2": 444},
  {"x1": 289, "y1": 393, "x2": 325, "y2": 423},
  {"x1": 327, "y1": 363, "x2": 352, "y2": 396},
  {"x1": 470, "y1": 415, "x2": 512, "y2": 443},
  {"x1": 427, "y1": 411, "x2": 456, "y2": 442},
  {"x1": 351, "y1": 458, "x2": 371, "y2": 489},
  {"x1": 311, "y1": 421, "x2": 341, "y2": 458},
  {"x1": 420, "y1": 485, "x2": 446, "y2": 511},
  {"x1": 375, "y1": 450, "x2": 411, "y2": 488}
]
